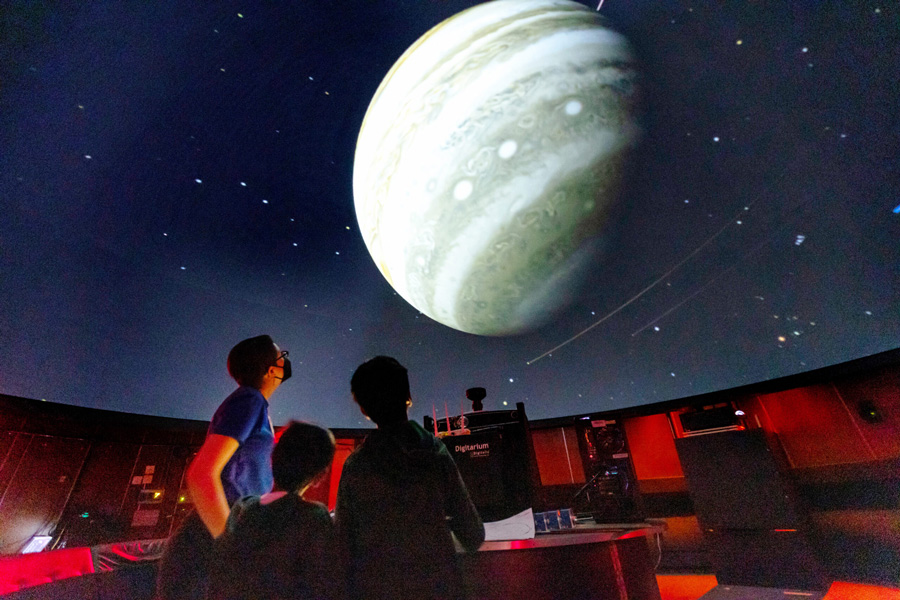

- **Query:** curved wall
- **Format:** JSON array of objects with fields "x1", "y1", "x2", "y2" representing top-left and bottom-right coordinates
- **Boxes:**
[{"x1": 1, "y1": 348, "x2": 898, "y2": 583}]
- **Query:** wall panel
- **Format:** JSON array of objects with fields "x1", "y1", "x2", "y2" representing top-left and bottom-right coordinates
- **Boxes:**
[
  {"x1": 0, "y1": 436, "x2": 89, "y2": 554},
  {"x1": 833, "y1": 370, "x2": 900, "y2": 461},
  {"x1": 61, "y1": 441, "x2": 141, "y2": 547},
  {"x1": 623, "y1": 414, "x2": 684, "y2": 480},
  {"x1": 0, "y1": 432, "x2": 28, "y2": 501},
  {"x1": 756, "y1": 385, "x2": 874, "y2": 468},
  {"x1": 119, "y1": 445, "x2": 179, "y2": 541},
  {"x1": 531, "y1": 426, "x2": 584, "y2": 486}
]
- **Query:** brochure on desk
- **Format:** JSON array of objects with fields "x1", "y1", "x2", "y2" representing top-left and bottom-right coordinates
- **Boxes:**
[{"x1": 483, "y1": 508, "x2": 535, "y2": 541}]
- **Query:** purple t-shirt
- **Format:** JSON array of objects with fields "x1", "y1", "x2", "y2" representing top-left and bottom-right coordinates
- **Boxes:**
[{"x1": 209, "y1": 386, "x2": 275, "y2": 504}]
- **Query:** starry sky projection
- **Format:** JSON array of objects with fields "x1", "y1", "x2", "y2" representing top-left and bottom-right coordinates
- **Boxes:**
[{"x1": 2, "y1": 1, "x2": 898, "y2": 429}]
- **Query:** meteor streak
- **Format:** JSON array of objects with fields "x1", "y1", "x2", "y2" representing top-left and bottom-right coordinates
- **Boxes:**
[{"x1": 526, "y1": 203, "x2": 755, "y2": 365}]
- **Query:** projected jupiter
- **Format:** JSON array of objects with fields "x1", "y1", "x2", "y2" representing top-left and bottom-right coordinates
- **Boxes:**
[{"x1": 353, "y1": 0, "x2": 640, "y2": 336}]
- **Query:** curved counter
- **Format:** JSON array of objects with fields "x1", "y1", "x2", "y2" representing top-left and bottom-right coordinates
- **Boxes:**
[{"x1": 462, "y1": 522, "x2": 665, "y2": 600}]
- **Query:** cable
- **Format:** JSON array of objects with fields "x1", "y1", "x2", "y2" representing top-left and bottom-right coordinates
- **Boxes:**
[{"x1": 654, "y1": 531, "x2": 663, "y2": 571}]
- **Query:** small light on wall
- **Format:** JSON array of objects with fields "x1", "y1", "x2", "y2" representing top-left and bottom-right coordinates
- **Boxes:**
[
  {"x1": 857, "y1": 401, "x2": 882, "y2": 424},
  {"x1": 138, "y1": 489, "x2": 165, "y2": 504},
  {"x1": 734, "y1": 410, "x2": 745, "y2": 417}
]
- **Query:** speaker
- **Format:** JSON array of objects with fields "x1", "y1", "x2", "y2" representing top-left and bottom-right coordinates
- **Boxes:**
[
  {"x1": 701, "y1": 530, "x2": 829, "y2": 590},
  {"x1": 675, "y1": 429, "x2": 829, "y2": 591},
  {"x1": 675, "y1": 430, "x2": 801, "y2": 530}
]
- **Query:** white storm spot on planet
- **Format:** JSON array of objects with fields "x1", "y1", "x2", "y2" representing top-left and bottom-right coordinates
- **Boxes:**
[
  {"x1": 564, "y1": 100, "x2": 583, "y2": 115},
  {"x1": 453, "y1": 180, "x2": 474, "y2": 200},
  {"x1": 498, "y1": 140, "x2": 518, "y2": 159}
]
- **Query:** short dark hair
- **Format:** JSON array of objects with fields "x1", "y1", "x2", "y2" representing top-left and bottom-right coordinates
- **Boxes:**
[
  {"x1": 227, "y1": 335, "x2": 278, "y2": 388},
  {"x1": 271, "y1": 422, "x2": 335, "y2": 494},
  {"x1": 350, "y1": 356, "x2": 410, "y2": 426}
]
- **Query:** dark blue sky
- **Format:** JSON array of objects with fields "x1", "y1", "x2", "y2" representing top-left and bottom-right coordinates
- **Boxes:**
[{"x1": 2, "y1": 1, "x2": 897, "y2": 428}]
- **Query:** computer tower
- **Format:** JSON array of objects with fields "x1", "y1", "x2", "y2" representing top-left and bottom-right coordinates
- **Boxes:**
[{"x1": 573, "y1": 418, "x2": 645, "y2": 523}]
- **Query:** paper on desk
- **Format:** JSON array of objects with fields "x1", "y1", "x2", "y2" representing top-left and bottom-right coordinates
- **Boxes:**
[{"x1": 483, "y1": 508, "x2": 535, "y2": 541}]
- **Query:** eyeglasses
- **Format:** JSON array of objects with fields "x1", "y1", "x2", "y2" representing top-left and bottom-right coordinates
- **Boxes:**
[{"x1": 273, "y1": 350, "x2": 289, "y2": 366}]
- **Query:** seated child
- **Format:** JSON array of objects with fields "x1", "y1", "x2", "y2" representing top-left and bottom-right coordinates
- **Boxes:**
[
  {"x1": 210, "y1": 421, "x2": 343, "y2": 600},
  {"x1": 336, "y1": 356, "x2": 485, "y2": 600}
]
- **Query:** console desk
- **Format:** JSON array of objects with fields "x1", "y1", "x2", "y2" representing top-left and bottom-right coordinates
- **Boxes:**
[{"x1": 461, "y1": 522, "x2": 666, "y2": 600}]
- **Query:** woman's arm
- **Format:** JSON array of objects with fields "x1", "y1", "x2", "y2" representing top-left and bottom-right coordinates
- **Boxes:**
[{"x1": 186, "y1": 433, "x2": 239, "y2": 538}]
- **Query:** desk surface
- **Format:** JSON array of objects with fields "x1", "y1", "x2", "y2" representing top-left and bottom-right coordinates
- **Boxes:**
[{"x1": 478, "y1": 521, "x2": 666, "y2": 552}]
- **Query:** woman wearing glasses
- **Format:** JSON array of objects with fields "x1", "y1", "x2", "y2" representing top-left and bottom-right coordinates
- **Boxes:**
[{"x1": 157, "y1": 335, "x2": 292, "y2": 600}]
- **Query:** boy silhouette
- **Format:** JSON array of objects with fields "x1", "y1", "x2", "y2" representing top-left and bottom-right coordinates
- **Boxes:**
[
  {"x1": 336, "y1": 356, "x2": 484, "y2": 600},
  {"x1": 211, "y1": 421, "x2": 343, "y2": 600}
]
